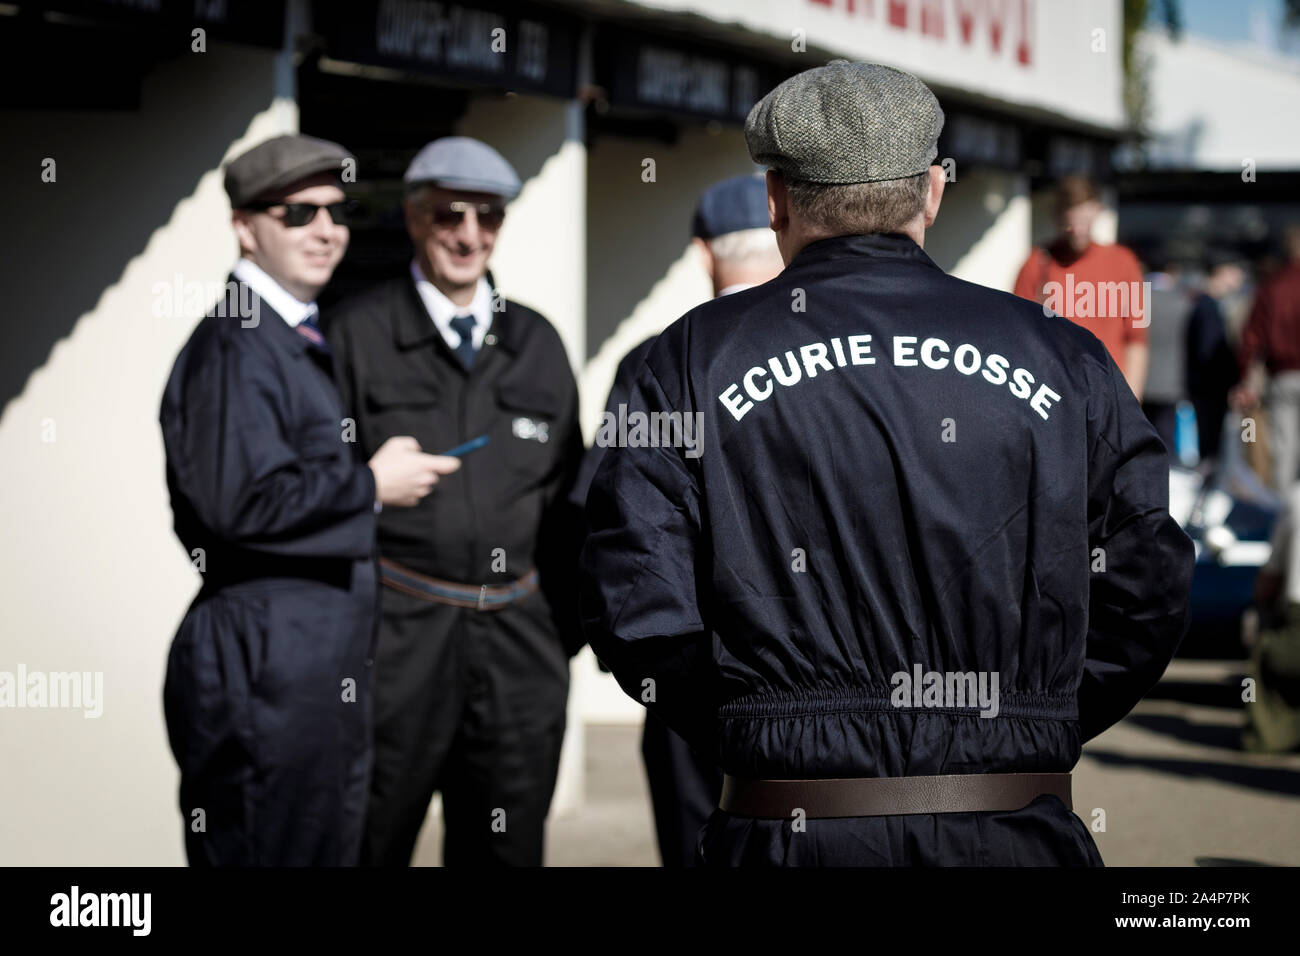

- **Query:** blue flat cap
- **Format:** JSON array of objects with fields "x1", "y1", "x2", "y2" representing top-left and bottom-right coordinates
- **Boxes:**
[
  {"x1": 692, "y1": 174, "x2": 770, "y2": 240},
  {"x1": 404, "y1": 136, "x2": 521, "y2": 199}
]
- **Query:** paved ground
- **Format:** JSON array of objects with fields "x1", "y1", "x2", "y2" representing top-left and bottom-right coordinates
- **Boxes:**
[{"x1": 412, "y1": 658, "x2": 1300, "y2": 867}]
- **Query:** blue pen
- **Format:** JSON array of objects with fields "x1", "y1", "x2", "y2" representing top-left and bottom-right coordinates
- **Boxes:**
[{"x1": 440, "y1": 435, "x2": 490, "y2": 458}]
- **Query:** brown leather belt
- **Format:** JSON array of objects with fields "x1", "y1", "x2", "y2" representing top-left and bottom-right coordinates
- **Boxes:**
[
  {"x1": 720, "y1": 772, "x2": 1071, "y2": 819},
  {"x1": 379, "y1": 557, "x2": 538, "y2": 611}
]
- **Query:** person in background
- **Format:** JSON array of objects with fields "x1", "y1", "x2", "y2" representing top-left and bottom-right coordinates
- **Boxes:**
[
  {"x1": 581, "y1": 61, "x2": 1194, "y2": 867},
  {"x1": 1233, "y1": 226, "x2": 1300, "y2": 492},
  {"x1": 1186, "y1": 251, "x2": 1246, "y2": 468},
  {"x1": 1138, "y1": 250, "x2": 1191, "y2": 461},
  {"x1": 1013, "y1": 175, "x2": 1148, "y2": 399},
  {"x1": 160, "y1": 134, "x2": 451, "y2": 866},
  {"x1": 571, "y1": 173, "x2": 783, "y2": 867},
  {"x1": 326, "y1": 136, "x2": 584, "y2": 867}
]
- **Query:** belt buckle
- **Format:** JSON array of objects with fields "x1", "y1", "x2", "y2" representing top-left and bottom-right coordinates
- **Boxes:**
[{"x1": 477, "y1": 584, "x2": 487, "y2": 611}]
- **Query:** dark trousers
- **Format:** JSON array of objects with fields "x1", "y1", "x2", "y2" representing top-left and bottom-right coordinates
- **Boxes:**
[
  {"x1": 1192, "y1": 397, "x2": 1229, "y2": 464},
  {"x1": 641, "y1": 713, "x2": 724, "y2": 867},
  {"x1": 164, "y1": 587, "x2": 373, "y2": 866},
  {"x1": 361, "y1": 588, "x2": 569, "y2": 866}
]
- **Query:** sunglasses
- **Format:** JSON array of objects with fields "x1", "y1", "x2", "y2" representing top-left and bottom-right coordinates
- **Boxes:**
[
  {"x1": 244, "y1": 199, "x2": 359, "y2": 227},
  {"x1": 424, "y1": 200, "x2": 506, "y2": 230}
]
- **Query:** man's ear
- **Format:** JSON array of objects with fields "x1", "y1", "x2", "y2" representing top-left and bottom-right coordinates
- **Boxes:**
[
  {"x1": 231, "y1": 211, "x2": 257, "y2": 258},
  {"x1": 692, "y1": 236, "x2": 715, "y2": 281},
  {"x1": 923, "y1": 165, "x2": 946, "y2": 228},
  {"x1": 766, "y1": 169, "x2": 789, "y2": 233},
  {"x1": 401, "y1": 196, "x2": 427, "y2": 245}
]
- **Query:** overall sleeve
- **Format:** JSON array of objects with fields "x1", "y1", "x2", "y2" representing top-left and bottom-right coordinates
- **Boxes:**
[
  {"x1": 326, "y1": 315, "x2": 362, "y2": 452},
  {"x1": 579, "y1": 361, "x2": 715, "y2": 758},
  {"x1": 569, "y1": 340, "x2": 652, "y2": 510},
  {"x1": 536, "y1": 359, "x2": 588, "y2": 656},
  {"x1": 173, "y1": 336, "x2": 376, "y2": 559},
  {"x1": 1079, "y1": 350, "x2": 1196, "y2": 742}
]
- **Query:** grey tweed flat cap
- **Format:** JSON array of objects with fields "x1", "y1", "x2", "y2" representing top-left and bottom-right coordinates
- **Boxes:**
[
  {"x1": 404, "y1": 136, "x2": 521, "y2": 199},
  {"x1": 224, "y1": 134, "x2": 354, "y2": 208},
  {"x1": 745, "y1": 60, "x2": 944, "y2": 184}
]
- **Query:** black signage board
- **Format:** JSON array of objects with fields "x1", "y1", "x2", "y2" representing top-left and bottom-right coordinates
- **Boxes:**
[
  {"x1": 594, "y1": 23, "x2": 787, "y2": 126},
  {"x1": 314, "y1": 0, "x2": 579, "y2": 99},
  {"x1": 1020, "y1": 128, "x2": 1116, "y2": 183},
  {"x1": 34, "y1": 0, "x2": 286, "y2": 49},
  {"x1": 936, "y1": 107, "x2": 1025, "y2": 172}
]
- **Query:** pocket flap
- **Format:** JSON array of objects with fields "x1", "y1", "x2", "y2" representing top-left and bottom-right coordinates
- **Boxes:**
[
  {"x1": 496, "y1": 380, "x2": 562, "y2": 417},
  {"x1": 366, "y1": 381, "x2": 441, "y2": 410}
]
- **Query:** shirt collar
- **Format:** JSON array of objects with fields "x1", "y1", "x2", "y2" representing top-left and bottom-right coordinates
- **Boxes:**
[
  {"x1": 232, "y1": 257, "x2": 318, "y2": 327},
  {"x1": 787, "y1": 232, "x2": 941, "y2": 273},
  {"x1": 409, "y1": 259, "x2": 493, "y2": 350},
  {"x1": 717, "y1": 282, "x2": 758, "y2": 297}
]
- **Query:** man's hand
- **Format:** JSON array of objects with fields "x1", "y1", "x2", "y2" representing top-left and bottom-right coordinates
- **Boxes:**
[
  {"x1": 1122, "y1": 342, "x2": 1149, "y2": 402},
  {"x1": 1229, "y1": 383, "x2": 1259, "y2": 413},
  {"x1": 368, "y1": 436, "x2": 461, "y2": 507}
]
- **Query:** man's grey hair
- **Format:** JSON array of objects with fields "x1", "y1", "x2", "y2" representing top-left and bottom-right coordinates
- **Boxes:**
[
  {"x1": 785, "y1": 171, "x2": 929, "y2": 236},
  {"x1": 404, "y1": 182, "x2": 435, "y2": 203},
  {"x1": 708, "y1": 227, "x2": 781, "y2": 267}
]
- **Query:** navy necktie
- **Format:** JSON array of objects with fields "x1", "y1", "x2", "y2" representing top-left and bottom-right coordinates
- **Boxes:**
[
  {"x1": 450, "y1": 313, "x2": 477, "y2": 369},
  {"x1": 296, "y1": 311, "x2": 331, "y2": 357}
]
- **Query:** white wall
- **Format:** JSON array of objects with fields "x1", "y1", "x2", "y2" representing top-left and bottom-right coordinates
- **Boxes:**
[
  {"x1": 926, "y1": 168, "x2": 1031, "y2": 291},
  {"x1": 458, "y1": 94, "x2": 587, "y2": 370},
  {"x1": 1145, "y1": 28, "x2": 1300, "y2": 171},
  {"x1": 0, "y1": 47, "x2": 292, "y2": 865},
  {"x1": 626, "y1": 0, "x2": 1126, "y2": 130},
  {"x1": 582, "y1": 124, "x2": 758, "y2": 438}
]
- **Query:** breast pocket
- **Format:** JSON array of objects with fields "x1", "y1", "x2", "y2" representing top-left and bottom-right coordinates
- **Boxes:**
[
  {"x1": 495, "y1": 380, "x2": 564, "y2": 489},
  {"x1": 363, "y1": 380, "x2": 443, "y2": 451}
]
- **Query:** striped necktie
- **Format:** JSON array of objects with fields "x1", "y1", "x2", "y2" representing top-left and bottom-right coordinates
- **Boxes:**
[{"x1": 295, "y1": 311, "x2": 330, "y2": 356}]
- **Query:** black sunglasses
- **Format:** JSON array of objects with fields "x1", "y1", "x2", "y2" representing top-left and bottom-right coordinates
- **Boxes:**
[
  {"x1": 424, "y1": 200, "x2": 506, "y2": 230},
  {"x1": 243, "y1": 199, "x2": 359, "y2": 227}
]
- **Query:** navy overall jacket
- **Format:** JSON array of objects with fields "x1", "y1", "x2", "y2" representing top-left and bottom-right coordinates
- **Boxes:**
[{"x1": 580, "y1": 232, "x2": 1195, "y2": 866}]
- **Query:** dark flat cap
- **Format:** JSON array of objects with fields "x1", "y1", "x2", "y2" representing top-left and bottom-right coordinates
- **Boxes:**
[
  {"x1": 224, "y1": 133, "x2": 354, "y2": 209},
  {"x1": 746, "y1": 60, "x2": 944, "y2": 184},
  {"x1": 692, "y1": 174, "x2": 770, "y2": 240},
  {"x1": 404, "y1": 136, "x2": 521, "y2": 199}
]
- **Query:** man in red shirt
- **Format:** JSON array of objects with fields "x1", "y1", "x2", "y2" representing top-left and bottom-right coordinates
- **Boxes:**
[
  {"x1": 1014, "y1": 175, "x2": 1148, "y2": 399},
  {"x1": 1233, "y1": 226, "x2": 1300, "y2": 491}
]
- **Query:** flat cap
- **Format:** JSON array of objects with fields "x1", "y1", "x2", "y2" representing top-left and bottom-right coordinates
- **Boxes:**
[
  {"x1": 404, "y1": 136, "x2": 521, "y2": 199},
  {"x1": 224, "y1": 133, "x2": 354, "y2": 209},
  {"x1": 692, "y1": 174, "x2": 770, "y2": 240},
  {"x1": 745, "y1": 60, "x2": 944, "y2": 184}
]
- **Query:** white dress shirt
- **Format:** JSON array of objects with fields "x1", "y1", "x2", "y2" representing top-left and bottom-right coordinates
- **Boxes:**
[
  {"x1": 717, "y1": 282, "x2": 758, "y2": 297},
  {"x1": 232, "y1": 259, "x2": 379, "y2": 508},
  {"x1": 232, "y1": 257, "x2": 319, "y2": 327},
  {"x1": 409, "y1": 260, "x2": 493, "y2": 350}
]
